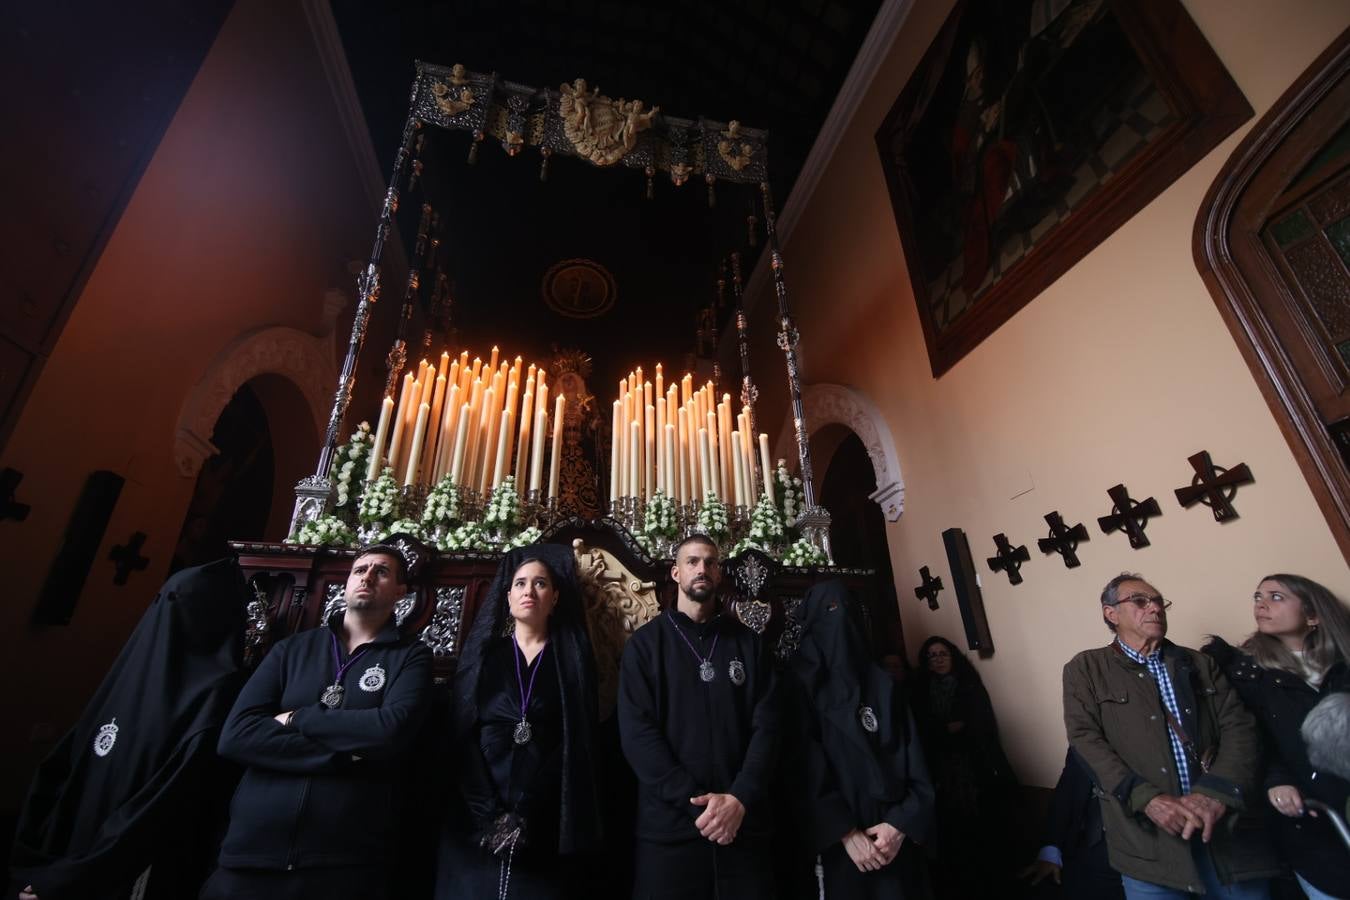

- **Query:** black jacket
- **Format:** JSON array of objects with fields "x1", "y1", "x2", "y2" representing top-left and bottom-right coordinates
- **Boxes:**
[
  {"x1": 215, "y1": 612, "x2": 432, "y2": 870},
  {"x1": 1042, "y1": 748, "x2": 1104, "y2": 860},
  {"x1": 1204, "y1": 637, "x2": 1350, "y2": 896},
  {"x1": 618, "y1": 608, "x2": 780, "y2": 843}
]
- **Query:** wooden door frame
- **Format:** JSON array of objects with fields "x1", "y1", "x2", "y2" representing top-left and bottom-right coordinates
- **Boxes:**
[{"x1": 1194, "y1": 29, "x2": 1350, "y2": 562}]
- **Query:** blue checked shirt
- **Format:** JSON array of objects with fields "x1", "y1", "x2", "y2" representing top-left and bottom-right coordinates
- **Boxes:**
[{"x1": 1116, "y1": 640, "x2": 1191, "y2": 794}]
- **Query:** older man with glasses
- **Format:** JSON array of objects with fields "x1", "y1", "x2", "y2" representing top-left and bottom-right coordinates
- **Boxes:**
[{"x1": 1062, "y1": 572, "x2": 1279, "y2": 900}]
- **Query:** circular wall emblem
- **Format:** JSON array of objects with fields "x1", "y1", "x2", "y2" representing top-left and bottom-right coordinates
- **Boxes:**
[{"x1": 542, "y1": 259, "x2": 616, "y2": 319}]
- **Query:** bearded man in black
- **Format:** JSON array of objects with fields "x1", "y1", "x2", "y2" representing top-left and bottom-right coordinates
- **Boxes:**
[
  {"x1": 617, "y1": 534, "x2": 780, "y2": 899},
  {"x1": 200, "y1": 541, "x2": 432, "y2": 900}
]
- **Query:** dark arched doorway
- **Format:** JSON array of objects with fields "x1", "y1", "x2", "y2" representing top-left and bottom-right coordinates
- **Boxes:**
[{"x1": 819, "y1": 429, "x2": 905, "y2": 661}]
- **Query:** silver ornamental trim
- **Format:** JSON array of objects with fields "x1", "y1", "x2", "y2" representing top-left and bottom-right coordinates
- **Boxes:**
[
  {"x1": 93, "y1": 718, "x2": 119, "y2": 757},
  {"x1": 359, "y1": 664, "x2": 386, "y2": 692}
]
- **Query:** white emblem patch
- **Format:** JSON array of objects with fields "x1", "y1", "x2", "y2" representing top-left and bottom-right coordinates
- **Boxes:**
[
  {"x1": 93, "y1": 718, "x2": 119, "y2": 757},
  {"x1": 728, "y1": 659, "x2": 747, "y2": 687},
  {"x1": 358, "y1": 664, "x2": 386, "y2": 693}
]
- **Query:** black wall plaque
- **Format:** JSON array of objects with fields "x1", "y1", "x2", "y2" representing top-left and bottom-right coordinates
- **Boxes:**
[
  {"x1": 942, "y1": 527, "x2": 994, "y2": 654},
  {"x1": 33, "y1": 470, "x2": 125, "y2": 625}
]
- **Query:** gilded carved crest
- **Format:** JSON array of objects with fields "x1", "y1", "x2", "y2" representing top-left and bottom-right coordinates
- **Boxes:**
[
  {"x1": 432, "y1": 81, "x2": 475, "y2": 116},
  {"x1": 559, "y1": 78, "x2": 659, "y2": 167},
  {"x1": 573, "y1": 538, "x2": 660, "y2": 719},
  {"x1": 718, "y1": 120, "x2": 755, "y2": 172}
]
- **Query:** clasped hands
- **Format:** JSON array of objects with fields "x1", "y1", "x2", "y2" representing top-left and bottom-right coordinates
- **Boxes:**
[
  {"x1": 1144, "y1": 792, "x2": 1227, "y2": 842},
  {"x1": 842, "y1": 822, "x2": 905, "y2": 872},
  {"x1": 691, "y1": 793, "x2": 745, "y2": 845}
]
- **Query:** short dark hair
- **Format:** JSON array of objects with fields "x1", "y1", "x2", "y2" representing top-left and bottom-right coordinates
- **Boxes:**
[
  {"x1": 1302, "y1": 692, "x2": 1350, "y2": 780},
  {"x1": 672, "y1": 533, "x2": 720, "y2": 561},
  {"x1": 1099, "y1": 572, "x2": 1148, "y2": 633},
  {"x1": 355, "y1": 543, "x2": 409, "y2": 584}
]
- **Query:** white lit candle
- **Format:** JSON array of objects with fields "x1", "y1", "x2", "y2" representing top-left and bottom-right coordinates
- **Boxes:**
[
  {"x1": 529, "y1": 407, "x2": 547, "y2": 492},
  {"x1": 548, "y1": 394, "x2": 565, "y2": 499},
  {"x1": 386, "y1": 373, "x2": 415, "y2": 480},
  {"x1": 404, "y1": 402, "x2": 430, "y2": 486},
  {"x1": 449, "y1": 404, "x2": 470, "y2": 485},
  {"x1": 698, "y1": 427, "x2": 712, "y2": 500},
  {"x1": 610, "y1": 400, "x2": 621, "y2": 503},
  {"x1": 367, "y1": 396, "x2": 394, "y2": 483},
  {"x1": 731, "y1": 430, "x2": 746, "y2": 507},
  {"x1": 760, "y1": 433, "x2": 775, "y2": 502}
]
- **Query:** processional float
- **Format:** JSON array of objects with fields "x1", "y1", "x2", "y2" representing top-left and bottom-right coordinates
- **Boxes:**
[{"x1": 284, "y1": 61, "x2": 835, "y2": 566}]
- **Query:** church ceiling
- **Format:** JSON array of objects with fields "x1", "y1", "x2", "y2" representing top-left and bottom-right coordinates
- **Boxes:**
[{"x1": 329, "y1": 0, "x2": 882, "y2": 393}]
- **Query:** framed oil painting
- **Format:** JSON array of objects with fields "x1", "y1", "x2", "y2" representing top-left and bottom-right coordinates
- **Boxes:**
[{"x1": 875, "y1": 0, "x2": 1252, "y2": 376}]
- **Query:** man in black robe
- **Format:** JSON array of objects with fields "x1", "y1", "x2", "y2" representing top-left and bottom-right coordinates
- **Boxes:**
[
  {"x1": 784, "y1": 579, "x2": 934, "y2": 899},
  {"x1": 199, "y1": 540, "x2": 432, "y2": 900},
  {"x1": 618, "y1": 534, "x2": 780, "y2": 899},
  {"x1": 9, "y1": 559, "x2": 250, "y2": 900}
]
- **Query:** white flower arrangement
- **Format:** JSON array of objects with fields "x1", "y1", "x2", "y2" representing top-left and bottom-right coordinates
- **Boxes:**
[
  {"x1": 730, "y1": 494, "x2": 786, "y2": 556},
  {"x1": 379, "y1": 518, "x2": 423, "y2": 541},
  {"x1": 642, "y1": 491, "x2": 678, "y2": 539},
  {"x1": 441, "y1": 519, "x2": 493, "y2": 552},
  {"x1": 505, "y1": 525, "x2": 542, "y2": 550},
  {"x1": 333, "y1": 421, "x2": 373, "y2": 509},
  {"x1": 774, "y1": 459, "x2": 805, "y2": 527},
  {"x1": 696, "y1": 490, "x2": 730, "y2": 541},
  {"x1": 421, "y1": 473, "x2": 462, "y2": 529},
  {"x1": 358, "y1": 467, "x2": 402, "y2": 526},
  {"x1": 289, "y1": 515, "x2": 356, "y2": 548},
  {"x1": 482, "y1": 476, "x2": 521, "y2": 529},
  {"x1": 782, "y1": 536, "x2": 828, "y2": 568}
]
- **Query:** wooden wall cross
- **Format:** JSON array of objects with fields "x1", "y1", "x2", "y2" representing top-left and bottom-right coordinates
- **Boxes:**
[
  {"x1": 1098, "y1": 484, "x2": 1162, "y2": 549},
  {"x1": 913, "y1": 566, "x2": 944, "y2": 610},
  {"x1": 1174, "y1": 450, "x2": 1253, "y2": 522},
  {"x1": 986, "y1": 533, "x2": 1030, "y2": 585},
  {"x1": 1037, "y1": 511, "x2": 1089, "y2": 568},
  {"x1": 109, "y1": 532, "x2": 150, "y2": 585},
  {"x1": 0, "y1": 468, "x2": 31, "y2": 522}
]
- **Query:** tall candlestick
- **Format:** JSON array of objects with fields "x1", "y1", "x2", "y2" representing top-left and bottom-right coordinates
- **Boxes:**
[
  {"x1": 515, "y1": 386, "x2": 534, "y2": 481},
  {"x1": 655, "y1": 363, "x2": 664, "y2": 403},
  {"x1": 418, "y1": 362, "x2": 435, "y2": 409},
  {"x1": 463, "y1": 378, "x2": 484, "y2": 490},
  {"x1": 731, "y1": 431, "x2": 746, "y2": 507},
  {"x1": 655, "y1": 397, "x2": 666, "y2": 489},
  {"x1": 478, "y1": 385, "x2": 498, "y2": 494},
  {"x1": 421, "y1": 373, "x2": 448, "y2": 482},
  {"x1": 681, "y1": 374, "x2": 692, "y2": 407},
  {"x1": 449, "y1": 403, "x2": 470, "y2": 484},
  {"x1": 488, "y1": 345, "x2": 499, "y2": 374},
  {"x1": 706, "y1": 410, "x2": 721, "y2": 504},
  {"x1": 548, "y1": 394, "x2": 565, "y2": 499},
  {"x1": 404, "y1": 402, "x2": 430, "y2": 486},
  {"x1": 630, "y1": 421, "x2": 641, "y2": 499},
  {"x1": 677, "y1": 406, "x2": 690, "y2": 503},
  {"x1": 492, "y1": 409, "x2": 513, "y2": 489},
  {"x1": 698, "y1": 428, "x2": 712, "y2": 499},
  {"x1": 471, "y1": 356, "x2": 482, "y2": 383},
  {"x1": 718, "y1": 400, "x2": 732, "y2": 502},
  {"x1": 664, "y1": 423, "x2": 676, "y2": 498},
  {"x1": 386, "y1": 373, "x2": 415, "y2": 480},
  {"x1": 434, "y1": 383, "x2": 462, "y2": 481},
  {"x1": 367, "y1": 396, "x2": 394, "y2": 482},
  {"x1": 759, "y1": 433, "x2": 775, "y2": 502},
  {"x1": 644, "y1": 403, "x2": 656, "y2": 498},
  {"x1": 530, "y1": 407, "x2": 548, "y2": 492},
  {"x1": 610, "y1": 400, "x2": 621, "y2": 504}
]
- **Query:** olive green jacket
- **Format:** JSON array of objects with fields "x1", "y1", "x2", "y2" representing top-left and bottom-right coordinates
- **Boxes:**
[{"x1": 1063, "y1": 641, "x2": 1278, "y2": 893}]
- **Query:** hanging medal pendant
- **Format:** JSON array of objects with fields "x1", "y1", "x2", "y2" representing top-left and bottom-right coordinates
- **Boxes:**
[
  {"x1": 699, "y1": 660, "x2": 716, "y2": 682},
  {"x1": 320, "y1": 683, "x2": 345, "y2": 709},
  {"x1": 513, "y1": 718, "x2": 533, "y2": 745},
  {"x1": 858, "y1": 705, "x2": 879, "y2": 733}
]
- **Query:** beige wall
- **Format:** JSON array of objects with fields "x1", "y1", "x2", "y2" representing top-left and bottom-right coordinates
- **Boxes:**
[
  {"x1": 752, "y1": 0, "x2": 1350, "y2": 788},
  {"x1": 0, "y1": 0, "x2": 379, "y2": 811}
]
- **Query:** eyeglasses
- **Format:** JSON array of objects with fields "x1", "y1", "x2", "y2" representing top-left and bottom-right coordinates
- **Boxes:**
[
  {"x1": 1107, "y1": 593, "x2": 1172, "y2": 611},
  {"x1": 926, "y1": 649, "x2": 952, "y2": 660}
]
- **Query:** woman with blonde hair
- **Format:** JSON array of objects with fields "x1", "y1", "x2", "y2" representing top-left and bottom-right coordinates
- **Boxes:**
[{"x1": 1203, "y1": 574, "x2": 1350, "y2": 900}]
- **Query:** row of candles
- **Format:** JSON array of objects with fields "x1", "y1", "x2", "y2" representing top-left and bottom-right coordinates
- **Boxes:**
[
  {"x1": 364, "y1": 347, "x2": 566, "y2": 498},
  {"x1": 610, "y1": 364, "x2": 776, "y2": 509}
]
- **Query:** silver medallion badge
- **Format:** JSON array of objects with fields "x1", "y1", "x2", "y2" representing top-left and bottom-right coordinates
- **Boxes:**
[
  {"x1": 699, "y1": 660, "x2": 716, "y2": 682},
  {"x1": 858, "y1": 705, "x2": 879, "y2": 733},
  {"x1": 320, "y1": 684, "x2": 345, "y2": 708},
  {"x1": 513, "y1": 719, "x2": 533, "y2": 745},
  {"x1": 93, "y1": 718, "x2": 119, "y2": 757},
  {"x1": 728, "y1": 659, "x2": 746, "y2": 686},
  {"x1": 358, "y1": 664, "x2": 386, "y2": 693}
]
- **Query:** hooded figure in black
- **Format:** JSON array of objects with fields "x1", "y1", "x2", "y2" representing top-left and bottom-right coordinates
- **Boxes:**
[
  {"x1": 784, "y1": 579, "x2": 935, "y2": 899},
  {"x1": 435, "y1": 543, "x2": 602, "y2": 900},
  {"x1": 9, "y1": 558, "x2": 250, "y2": 900}
]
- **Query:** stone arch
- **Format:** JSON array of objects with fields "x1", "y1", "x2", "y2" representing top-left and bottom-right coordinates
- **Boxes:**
[
  {"x1": 175, "y1": 326, "x2": 335, "y2": 477},
  {"x1": 774, "y1": 383, "x2": 905, "y2": 521}
]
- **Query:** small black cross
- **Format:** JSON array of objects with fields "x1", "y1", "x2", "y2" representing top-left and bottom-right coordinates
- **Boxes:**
[
  {"x1": 1, "y1": 468, "x2": 31, "y2": 523},
  {"x1": 1038, "y1": 511, "x2": 1089, "y2": 568},
  {"x1": 1098, "y1": 484, "x2": 1162, "y2": 549},
  {"x1": 109, "y1": 532, "x2": 149, "y2": 586},
  {"x1": 1174, "y1": 450, "x2": 1253, "y2": 522},
  {"x1": 987, "y1": 533, "x2": 1030, "y2": 585},
  {"x1": 914, "y1": 566, "x2": 944, "y2": 610}
]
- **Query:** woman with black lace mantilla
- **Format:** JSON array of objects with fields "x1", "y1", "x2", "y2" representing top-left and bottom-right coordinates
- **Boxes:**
[{"x1": 434, "y1": 544, "x2": 602, "y2": 900}]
